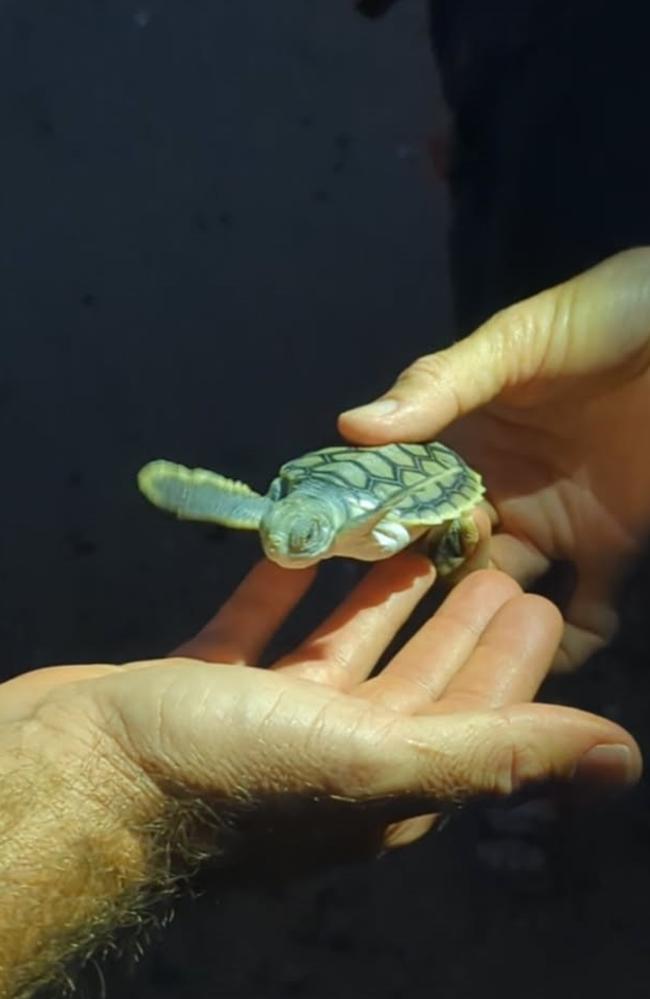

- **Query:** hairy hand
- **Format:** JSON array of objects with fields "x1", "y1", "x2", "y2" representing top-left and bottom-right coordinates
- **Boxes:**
[{"x1": 1, "y1": 557, "x2": 640, "y2": 869}]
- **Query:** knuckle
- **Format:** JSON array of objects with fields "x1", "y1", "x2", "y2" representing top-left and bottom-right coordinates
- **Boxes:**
[
  {"x1": 472, "y1": 715, "x2": 536, "y2": 798},
  {"x1": 487, "y1": 306, "x2": 537, "y2": 380},
  {"x1": 508, "y1": 740, "x2": 547, "y2": 791},
  {"x1": 489, "y1": 291, "x2": 572, "y2": 385},
  {"x1": 399, "y1": 352, "x2": 452, "y2": 389},
  {"x1": 489, "y1": 303, "x2": 535, "y2": 342},
  {"x1": 396, "y1": 351, "x2": 464, "y2": 421}
]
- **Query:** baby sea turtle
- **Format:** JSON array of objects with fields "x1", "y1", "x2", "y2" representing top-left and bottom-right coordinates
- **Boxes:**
[{"x1": 137, "y1": 442, "x2": 486, "y2": 577}]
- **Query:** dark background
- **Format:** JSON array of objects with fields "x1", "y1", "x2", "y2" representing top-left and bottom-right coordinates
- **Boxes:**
[{"x1": 2, "y1": 1, "x2": 650, "y2": 997}]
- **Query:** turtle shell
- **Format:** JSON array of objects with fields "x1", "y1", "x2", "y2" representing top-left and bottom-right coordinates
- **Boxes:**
[{"x1": 273, "y1": 442, "x2": 484, "y2": 526}]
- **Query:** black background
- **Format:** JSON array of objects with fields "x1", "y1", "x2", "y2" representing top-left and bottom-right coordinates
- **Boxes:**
[{"x1": 2, "y1": 1, "x2": 650, "y2": 997}]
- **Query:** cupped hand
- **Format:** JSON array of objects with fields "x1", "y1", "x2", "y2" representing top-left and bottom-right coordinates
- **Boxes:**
[
  {"x1": 0, "y1": 556, "x2": 640, "y2": 869},
  {"x1": 340, "y1": 248, "x2": 650, "y2": 669}
]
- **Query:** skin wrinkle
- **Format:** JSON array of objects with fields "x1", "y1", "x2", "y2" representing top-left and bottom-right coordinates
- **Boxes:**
[
  {"x1": 302, "y1": 698, "x2": 349, "y2": 781},
  {"x1": 457, "y1": 623, "x2": 537, "y2": 708},
  {"x1": 29, "y1": 705, "x2": 155, "y2": 828},
  {"x1": 283, "y1": 638, "x2": 356, "y2": 687},
  {"x1": 399, "y1": 731, "x2": 463, "y2": 803},
  {"x1": 237, "y1": 687, "x2": 345, "y2": 798},
  {"x1": 90, "y1": 678, "x2": 149, "y2": 763},
  {"x1": 376, "y1": 647, "x2": 459, "y2": 708},
  {"x1": 392, "y1": 671, "x2": 444, "y2": 708},
  {"x1": 540, "y1": 280, "x2": 575, "y2": 377},
  {"x1": 478, "y1": 713, "x2": 521, "y2": 797},
  {"x1": 78, "y1": 676, "x2": 193, "y2": 812},
  {"x1": 493, "y1": 305, "x2": 543, "y2": 390},
  {"x1": 534, "y1": 479, "x2": 578, "y2": 559},
  {"x1": 414, "y1": 712, "x2": 521, "y2": 801},
  {"x1": 465, "y1": 322, "x2": 511, "y2": 410},
  {"x1": 309, "y1": 702, "x2": 398, "y2": 800},
  {"x1": 285, "y1": 657, "x2": 349, "y2": 689},
  {"x1": 398, "y1": 351, "x2": 465, "y2": 423},
  {"x1": 130, "y1": 668, "x2": 217, "y2": 762},
  {"x1": 436, "y1": 599, "x2": 495, "y2": 642},
  {"x1": 165, "y1": 682, "x2": 228, "y2": 781},
  {"x1": 508, "y1": 736, "x2": 547, "y2": 794}
]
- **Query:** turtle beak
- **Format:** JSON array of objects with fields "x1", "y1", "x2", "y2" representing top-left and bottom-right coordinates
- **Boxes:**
[
  {"x1": 267, "y1": 549, "x2": 319, "y2": 569},
  {"x1": 262, "y1": 533, "x2": 283, "y2": 556}
]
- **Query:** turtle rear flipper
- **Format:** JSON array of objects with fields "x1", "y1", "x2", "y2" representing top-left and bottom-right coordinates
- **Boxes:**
[{"x1": 138, "y1": 460, "x2": 268, "y2": 529}]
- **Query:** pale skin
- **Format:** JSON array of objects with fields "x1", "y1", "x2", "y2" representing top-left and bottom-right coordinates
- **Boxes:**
[
  {"x1": 0, "y1": 556, "x2": 641, "y2": 998},
  {"x1": 341, "y1": 247, "x2": 650, "y2": 670}
]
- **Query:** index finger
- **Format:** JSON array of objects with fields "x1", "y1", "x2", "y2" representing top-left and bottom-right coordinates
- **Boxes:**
[{"x1": 175, "y1": 560, "x2": 316, "y2": 665}]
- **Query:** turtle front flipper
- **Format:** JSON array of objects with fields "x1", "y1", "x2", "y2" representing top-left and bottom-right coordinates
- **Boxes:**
[{"x1": 138, "y1": 460, "x2": 269, "y2": 529}]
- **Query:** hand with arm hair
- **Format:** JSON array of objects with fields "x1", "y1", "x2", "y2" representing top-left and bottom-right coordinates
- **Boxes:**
[{"x1": 0, "y1": 556, "x2": 640, "y2": 998}]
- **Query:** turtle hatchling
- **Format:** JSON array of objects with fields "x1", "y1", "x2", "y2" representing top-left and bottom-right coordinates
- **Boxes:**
[{"x1": 137, "y1": 442, "x2": 486, "y2": 577}]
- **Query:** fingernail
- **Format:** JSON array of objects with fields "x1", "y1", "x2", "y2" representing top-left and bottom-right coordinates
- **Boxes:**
[
  {"x1": 342, "y1": 398, "x2": 401, "y2": 420},
  {"x1": 572, "y1": 744, "x2": 636, "y2": 786}
]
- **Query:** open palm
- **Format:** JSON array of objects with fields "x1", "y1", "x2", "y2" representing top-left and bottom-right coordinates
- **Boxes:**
[{"x1": 1, "y1": 557, "x2": 639, "y2": 867}]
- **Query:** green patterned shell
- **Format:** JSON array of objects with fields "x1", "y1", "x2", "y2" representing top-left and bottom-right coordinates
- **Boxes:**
[{"x1": 272, "y1": 442, "x2": 484, "y2": 524}]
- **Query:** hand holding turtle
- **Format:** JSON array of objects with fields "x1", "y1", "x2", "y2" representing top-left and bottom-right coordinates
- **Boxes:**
[{"x1": 340, "y1": 249, "x2": 650, "y2": 669}]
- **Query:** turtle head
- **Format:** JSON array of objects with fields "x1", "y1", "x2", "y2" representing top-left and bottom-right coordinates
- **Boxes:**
[{"x1": 260, "y1": 498, "x2": 337, "y2": 568}]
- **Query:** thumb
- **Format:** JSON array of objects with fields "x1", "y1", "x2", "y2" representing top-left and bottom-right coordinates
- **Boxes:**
[
  {"x1": 339, "y1": 246, "x2": 650, "y2": 444},
  {"x1": 379, "y1": 705, "x2": 642, "y2": 805},
  {"x1": 338, "y1": 331, "x2": 506, "y2": 445}
]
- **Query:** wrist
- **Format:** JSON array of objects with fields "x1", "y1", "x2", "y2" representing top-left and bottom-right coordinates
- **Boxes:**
[
  {"x1": 0, "y1": 689, "x2": 163, "y2": 820},
  {"x1": 0, "y1": 697, "x2": 216, "y2": 998},
  {"x1": 0, "y1": 712, "x2": 165, "y2": 897},
  {"x1": 0, "y1": 688, "x2": 229, "y2": 885}
]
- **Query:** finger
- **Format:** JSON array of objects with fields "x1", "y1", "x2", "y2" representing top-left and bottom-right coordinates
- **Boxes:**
[
  {"x1": 338, "y1": 248, "x2": 650, "y2": 445},
  {"x1": 479, "y1": 499, "x2": 500, "y2": 529},
  {"x1": 175, "y1": 560, "x2": 317, "y2": 665},
  {"x1": 552, "y1": 572, "x2": 620, "y2": 672},
  {"x1": 382, "y1": 814, "x2": 437, "y2": 850},
  {"x1": 361, "y1": 569, "x2": 522, "y2": 712},
  {"x1": 377, "y1": 586, "x2": 560, "y2": 847},
  {"x1": 103, "y1": 662, "x2": 641, "y2": 821},
  {"x1": 275, "y1": 552, "x2": 435, "y2": 689},
  {"x1": 488, "y1": 532, "x2": 551, "y2": 588},
  {"x1": 338, "y1": 334, "x2": 509, "y2": 445},
  {"x1": 376, "y1": 704, "x2": 642, "y2": 807},
  {"x1": 432, "y1": 594, "x2": 563, "y2": 711},
  {"x1": 488, "y1": 541, "x2": 621, "y2": 673}
]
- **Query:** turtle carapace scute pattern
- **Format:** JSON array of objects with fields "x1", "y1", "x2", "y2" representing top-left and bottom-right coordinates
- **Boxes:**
[{"x1": 138, "y1": 441, "x2": 486, "y2": 577}]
